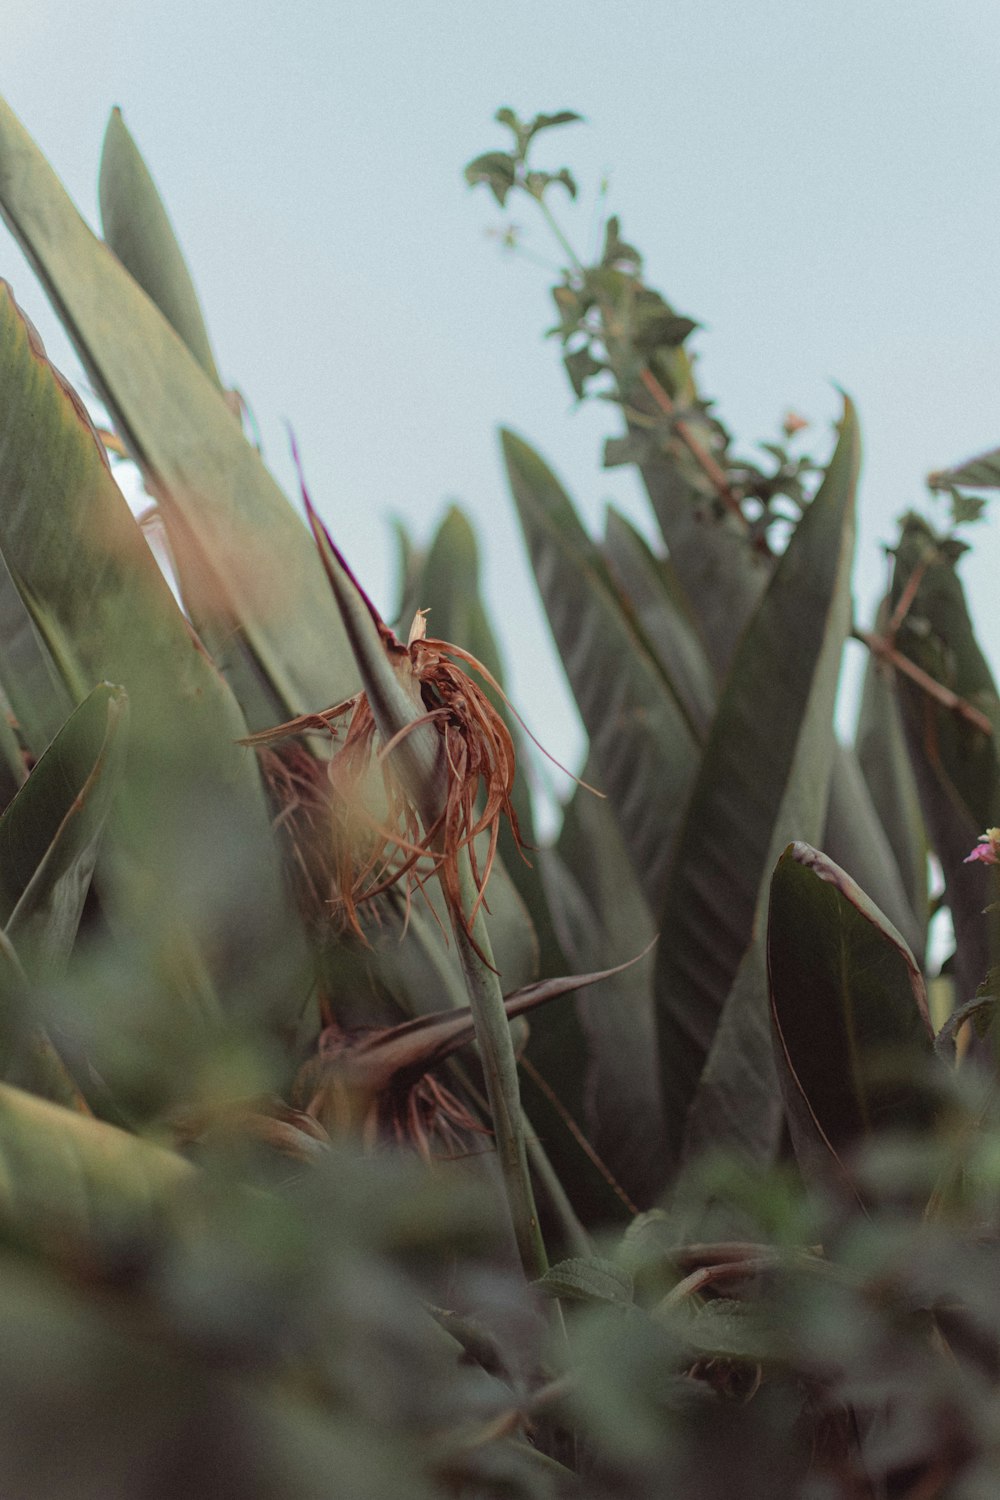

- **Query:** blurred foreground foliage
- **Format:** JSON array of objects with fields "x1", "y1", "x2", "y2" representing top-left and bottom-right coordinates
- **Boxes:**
[{"x1": 0, "y1": 97, "x2": 995, "y2": 1494}]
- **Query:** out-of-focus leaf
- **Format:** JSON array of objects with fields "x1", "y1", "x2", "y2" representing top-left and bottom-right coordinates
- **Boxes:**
[
  {"x1": 0, "y1": 684, "x2": 128, "y2": 975},
  {"x1": 655, "y1": 401, "x2": 859, "y2": 1172},
  {"x1": 502, "y1": 429, "x2": 699, "y2": 908},
  {"x1": 603, "y1": 506, "x2": 717, "y2": 737},
  {"x1": 0, "y1": 551, "x2": 72, "y2": 757},
  {"x1": 0, "y1": 682, "x2": 26, "y2": 811},
  {"x1": 0, "y1": 95, "x2": 357, "y2": 732},
  {"x1": 889, "y1": 515, "x2": 1000, "y2": 1012},
  {"x1": 821, "y1": 743, "x2": 925, "y2": 965},
  {"x1": 767, "y1": 842, "x2": 937, "y2": 1200},
  {"x1": 928, "y1": 444, "x2": 1000, "y2": 491},
  {"x1": 0, "y1": 1081, "x2": 191, "y2": 1256},
  {"x1": 535, "y1": 1255, "x2": 633, "y2": 1305},
  {"x1": 98, "y1": 108, "x2": 222, "y2": 387},
  {"x1": 0, "y1": 285, "x2": 305, "y2": 1037},
  {"x1": 855, "y1": 612, "x2": 929, "y2": 940},
  {"x1": 464, "y1": 150, "x2": 517, "y2": 206},
  {"x1": 0, "y1": 1252, "x2": 438, "y2": 1500}
]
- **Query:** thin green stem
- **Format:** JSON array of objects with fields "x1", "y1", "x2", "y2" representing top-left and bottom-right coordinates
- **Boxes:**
[
  {"x1": 534, "y1": 192, "x2": 584, "y2": 275},
  {"x1": 451, "y1": 854, "x2": 548, "y2": 1281}
]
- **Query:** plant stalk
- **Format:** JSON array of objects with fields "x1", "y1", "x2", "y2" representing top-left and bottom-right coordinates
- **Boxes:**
[{"x1": 451, "y1": 852, "x2": 549, "y2": 1281}]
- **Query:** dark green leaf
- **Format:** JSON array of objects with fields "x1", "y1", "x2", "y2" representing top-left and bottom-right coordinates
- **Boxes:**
[
  {"x1": 655, "y1": 401, "x2": 859, "y2": 1171},
  {"x1": 821, "y1": 743, "x2": 926, "y2": 965},
  {"x1": 463, "y1": 151, "x2": 517, "y2": 206},
  {"x1": 603, "y1": 507, "x2": 717, "y2": 736},
  {"x1": 855, "y1": 613, "x2": 929, "y2": 942},
  {"x1": 767, "y1": 842, "x2": 938, "y2": 1199},
  {"x1": 502, "y1": 429, "x2": 700, "y2": 908},
  {"x1": 889, "y1": 514, "x2": 1000, "y2": 1018}
]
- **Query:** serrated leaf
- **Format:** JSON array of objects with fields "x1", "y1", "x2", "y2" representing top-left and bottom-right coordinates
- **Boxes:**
[
  {"x1": 99, "y1": 108, "x2": 222, "y2": 387},
  {"x1": 535, "y1": 1254, "x2": 633, "y2": 1305},
  {"x1": 502, "y1": 429, "x2": 700, "y2": 909},
  {"x1": 0, "y1": 94, "x2": 358, "y2": 733},
  {"x1": 767, "y1": 842, "x2": 938, "y2": 1200},
  {"x1": 655, "y1": 401, "x2": 859, "y2": 1172}
]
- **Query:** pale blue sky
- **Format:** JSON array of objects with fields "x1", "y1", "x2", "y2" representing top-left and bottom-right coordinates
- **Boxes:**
[{"x1": 4, "y1": 2, "x2": 999, "y2": 823}]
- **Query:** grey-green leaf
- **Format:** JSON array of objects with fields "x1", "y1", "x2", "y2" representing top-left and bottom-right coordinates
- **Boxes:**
[
  {"x1": 655, "y1": 400, "x2": 859, "y2": 1172},
  {"x1": 99, "y1": 108, "x2": 222, "y2": 387},
  {"x1": 502, "y1": 429, "x2": 700, "y2": 908}
]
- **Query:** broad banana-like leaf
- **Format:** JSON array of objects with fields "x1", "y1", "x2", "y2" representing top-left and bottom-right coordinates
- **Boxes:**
[
  {"x1": 767, "y1": 842, "x2": 937, "y2": 1202},
  {"x1": 821, "y1": 743, "x2": 925, "y2": 964},
  {"x1": 0, "y1": 683, "x2": 128, "y2": 978},
  {"x1": 602, "y1": 506, "x2": 717, "y2": 737},
  {"x1": 889, "y1": 515, "x2": 1000, "y2": 1012},
  {"x1": 655, "y1": 400, "x2": 859, "y2": 1171},
  {"x1": 855, "y1": 612, "x2": 928, "y2": 939},
  {"x1": 0, "y1": 95, "x2": 357, "y2": 732},
  {"x1": 98, "y1": 108, "x2": 222, "y2": 388},
  {"x1": 0, "y1": 285, "x2": 305, "y2": 1035},
  {"x1": 502, "y1": 429, "x2": 700, "y2": 908}
]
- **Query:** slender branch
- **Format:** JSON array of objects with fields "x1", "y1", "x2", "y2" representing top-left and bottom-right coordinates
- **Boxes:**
[
  {"x1": 638, "y1": 368, "x2": 751, "y2": 530},
  {"x1": 887, "y1": 555, "x2": 930, "y2": 638},
  {"x1": 854, "y1": 629, "x2": 994, "y2": 736}
]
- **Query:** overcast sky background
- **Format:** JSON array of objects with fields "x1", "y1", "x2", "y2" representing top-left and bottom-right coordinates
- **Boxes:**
[{"x1": 4, "y1": 1, "x2": 999, "y2": 830}]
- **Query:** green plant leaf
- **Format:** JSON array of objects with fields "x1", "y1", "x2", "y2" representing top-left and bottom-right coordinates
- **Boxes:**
[
  {"x1": 0, "y1": 94, "x2": 358, "y2": 733},
  {"x1": 535, "y1": 1255, "x2": 633, "y2": 1305},
  {"x1": 464, "y1": 151, "x2": 517, "y2": 206},
  {"x1": 767, "y1": 842, "x2": 937, "y2": 1199},
  {"x1": 602, "y1": 506, "x2": 717, "y2": 737},
  {"x1": 821, "y1": 743, "x2": 925, "y2": 965},
  {"x1": 0, "y1": 1080, "x2": 191, "y2": 1256},
  {"x1": 98, "y1": 108, "x2": 222, "y2": 387},
  {"x1": 545, "y1": 775, "x2": 661, "y2": 1212},
  {"x1": 0, "y1": 683, "x2": 128, "y2": 978},
  {"x1": 855, "y1": 613, "x2": 929, "y2": 942},
  {"x1": 888, "y1": 514, "x2": 1000, "y2": 1015},
  {"x1": 0, "y1": 284, "x2": 305, "y2": 1038},
  {"x1": 502, "y1": 429, "x2": 700, "y2": 908},
  {"x1": 928, "y1": 444, "x2": 1000, "y2": 491},
  {"x1": 654, "y1": 401, "x2": 859, "y2": 1172}
]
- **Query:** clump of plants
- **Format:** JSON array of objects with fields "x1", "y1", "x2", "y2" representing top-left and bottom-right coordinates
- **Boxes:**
[{"x1": 0, "y1": 95, "x2": 997, "y2": 1496}]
